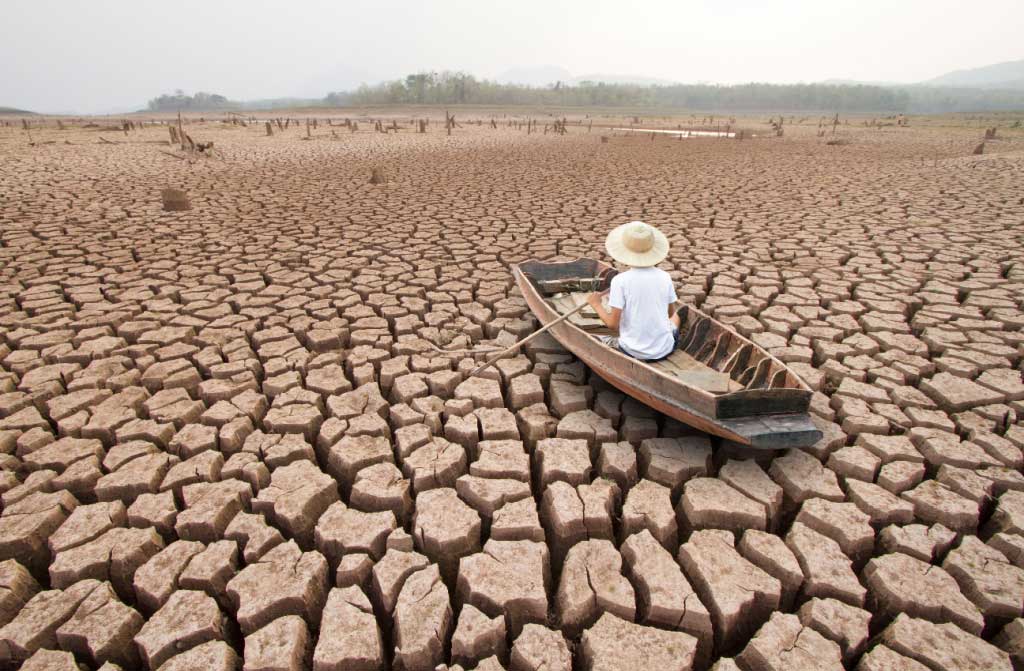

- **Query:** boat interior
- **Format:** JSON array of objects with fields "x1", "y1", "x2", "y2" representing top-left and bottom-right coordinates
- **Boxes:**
[{"x1": 540, "y1": 281, "x2": 807, "y2": 397}]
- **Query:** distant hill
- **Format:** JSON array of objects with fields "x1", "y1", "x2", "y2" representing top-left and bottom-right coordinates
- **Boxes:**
[
  {"x1": 0, "y1": 106, "x2": 37, "y2": 115},
  {"x1": 496, "y1": 65, "x2": 574, "y2": 87},
  {"x1": 924, "y1": 59, "x2": 1024, "y2": 90},
  {"x1": 496, "y1": 66, "x2": 677, "y2": 88}
]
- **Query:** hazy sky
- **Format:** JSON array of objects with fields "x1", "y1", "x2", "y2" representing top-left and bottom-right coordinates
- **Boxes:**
[{"x1": 2, "y1": 0, "x2": 1021, "y2": 114}]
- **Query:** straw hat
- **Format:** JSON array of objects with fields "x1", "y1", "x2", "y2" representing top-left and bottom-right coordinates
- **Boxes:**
[{"x1": 605, "y1": 220, "x2": 669, "y2": 267}]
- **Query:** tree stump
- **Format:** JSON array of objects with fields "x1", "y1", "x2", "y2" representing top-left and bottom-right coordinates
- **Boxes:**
[
  {"x1": 369, "y1": 167, "x2": 387, "y2": 185},
  {"x1": 266, "y1": 122, "x2": 273, "y2": 136},
  {"x1": 161, "y1": 188, "x2": 191, "y2": 212},
  {"x1": 973, "y1": 142, "x2": 985, "y2": 155}
]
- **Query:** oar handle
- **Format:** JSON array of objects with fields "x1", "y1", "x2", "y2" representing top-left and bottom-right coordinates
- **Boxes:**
[{"x1": 466, "y1": 299, "x2": 592, "y2": 378}]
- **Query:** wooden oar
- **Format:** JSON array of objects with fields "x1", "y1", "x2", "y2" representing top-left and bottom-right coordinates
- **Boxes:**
[{"x1": 466, "y1": 300, "x2": 592, "y2": 378}]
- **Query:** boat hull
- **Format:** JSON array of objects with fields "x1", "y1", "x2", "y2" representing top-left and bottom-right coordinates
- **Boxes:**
[{"x1": 514, "y1": 261, "x2": 823, "y2": 450}]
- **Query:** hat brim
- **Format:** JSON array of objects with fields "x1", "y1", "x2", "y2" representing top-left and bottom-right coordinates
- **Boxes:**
[{"x1": 605, "y1": 223, "x2": 670, "y2": 267}]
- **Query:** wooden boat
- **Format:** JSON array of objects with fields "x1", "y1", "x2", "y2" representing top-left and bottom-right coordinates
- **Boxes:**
[{"x1": 514, "y1": 258, "x2": 822, "y2": 450}]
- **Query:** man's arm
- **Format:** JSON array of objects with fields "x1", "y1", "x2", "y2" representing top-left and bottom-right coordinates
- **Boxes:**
[{"x1": 587, "y1": 291, "x2": 621, "y2": 331}]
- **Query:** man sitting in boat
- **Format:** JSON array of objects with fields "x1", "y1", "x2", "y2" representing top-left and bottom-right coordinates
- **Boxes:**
[{"x1": 586, "y1": 220, "x2": 681, "y2": 361}]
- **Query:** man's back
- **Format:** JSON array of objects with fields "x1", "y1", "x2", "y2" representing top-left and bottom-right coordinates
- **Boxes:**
[{"x1": 608, "y1": 267, "x2": 677, "y2": 360}]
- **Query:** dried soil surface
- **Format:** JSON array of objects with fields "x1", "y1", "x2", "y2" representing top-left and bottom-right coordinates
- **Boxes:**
[{"x1": 1, "y1": 111, "x2": 1023, "y2": 670}]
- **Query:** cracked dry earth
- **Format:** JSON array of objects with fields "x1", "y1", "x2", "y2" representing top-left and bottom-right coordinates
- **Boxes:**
[{"x1": 0, "y1": 115, "x2": 1023, "y2": 671}]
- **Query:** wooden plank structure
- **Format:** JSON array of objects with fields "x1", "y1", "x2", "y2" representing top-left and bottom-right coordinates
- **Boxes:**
[{"x1": 515, "y1": 258, "x2": 823, "y2": 450}]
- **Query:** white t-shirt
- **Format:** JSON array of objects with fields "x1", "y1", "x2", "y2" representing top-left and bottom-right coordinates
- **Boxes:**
[{"x1": 608, "y1": 267, "x2": 678, "y2": 360}]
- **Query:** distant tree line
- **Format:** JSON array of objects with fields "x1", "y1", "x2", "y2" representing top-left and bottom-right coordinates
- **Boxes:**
[
  {"x1": 326, "y1": 71, "x2": 1024, "y2": 114},
  {"x1": 147, "y1": 90, "x2": 235, "y2": 112}
]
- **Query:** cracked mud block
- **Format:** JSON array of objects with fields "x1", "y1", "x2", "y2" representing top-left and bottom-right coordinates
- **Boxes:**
[
  {"x1": 252, "y1": 460, "x2": 338, "y2": 548},
  {"x1": 535, "y1": 437, "x2": 591, "y2": 489},
  {"x1": 990, "y1": 534, "x2": 1024, "y2": 569},
  {"x1": 580, "y1": 611, "x2": 698, "y2": 671},
  {"x1": 321, "y1": 434, "x2": 393, "y2": 497},
  {"x1": 475, "y1": 407, "x2": 519, "y2": 442},
  {"x1": 176, "y1": 479, "x2": 252, "y2": 543},
  {"x1": 985, "y1": 490, "x2": 1024, "y2": 537},
  {"x1": 539, "y1": 480, "x2": 613, "y2": 567},
  {"x1": 856, "y1": 645, "x2": 931, "y2": 671},
  {"x1": 133, "y1": 589, "x2": 228, "y2": 670},
  {"x1": 515, "y1": 404, "x2": 558, "y2": 450},
  {"x1": 20, "y1": 649, "x2": 81, "y2": 671},
  {"x1": 622, "y1": 529, "x2": 712, "y2": 667},
  {"x1": 370, "y1": 548, "x2": 430, "y2": 617},
  {"x1": 877, "y1": 460, "x2": 927, "y2": 494},
  {"x1": 55, "y1": 580, "x2": 143, "y2": 667},
  {"x1": 0, "y1": 579, "x2": 100, "y2": 664},
  {"x1": 864, "y1": 552, "x2": 983, "y2": 634},
  {"x1": 224, "y1": 511, "x2": 285, "y2": 564},
  {"x1": 169, "y1": 423, "x2": 218, "y2": 459},
  {"x1": 226, "y1": 540, "x2": 328, "y2": 634},
  {"x1": 901, "y1": 479, "x2": 979, "y2": 532},
  {"x1": 797, "y1": 597, "x2": 870, "y2": 662},
  {"x1": 242, "y1": 431, "x2": 315, "y2": 471},
  {"x1": 50, "y1": 526, "x2": 164, "y2": 601},
  {"x1": 557, "y1": 538, "x2": 635, "y2": 638},
  {"x1": 943, "y1": 535, "x2": 1024, "y2": 621},
  {"x1": 556, "y1": 409, "x2": 616, "y2": 452},
  {"x1": 126, "y1": 490, "x2": 176, "y2": 540},
  {"x1": 639, "y1": 436, "x2": 711, "y2": 498},
  {"x1": 827, "y1": 445, "x2": 881, "y2": 482},
  {"x1": 335, "y1": 553, "x2": 374, "y2": 588},
  {"x1": 315, "y1": 501, "x2": 395, "y2": 565},
  {"x1": 620, "y1": 478, "x2": 677, "y2": 551},
  {"x1": 993, "y1": 618, "x2": 1024, "y2": 669},
  {"x1": 508, "y1": 373, "x2": 544, "y2": 411},
  {"x1": 736, "y1": 612, "x2": 843, "y2": 671},
  {"x1": 845, "y1": 479, "x2": 915, "y2": 527},
  {"x1": 472, "y1": 439, "x2": 530, "y2": 482},
  {"x1": 95, "y1": 448, "x2": 178, "y2": 504},
  {"x1": 737, "y1": 530, "x2": 804, "y2": 610},
  {"x1": 0, "y1": 560, "x2": 39, "y2": 627},
  {"x1": 402, "y1": 436, "x2": 468, "y2": 492},
  {"x1": 769, "y1": 449, "x2": 844, "y2": 511},
  {"x1": 911, "y1": 427, "x2": 1002, "y2": 470},
  {"x1": 313, "y1": 586, "x2": 383, "y2": 671},
  {"x1": 393, "y1": 564, "x2": 452, "y2": 671},
  {"x1": 677, "y1": 529, "x2": 781, "y2": 653},
  {"x1": 455, "y1": 376, "x2": 504, "y2": 409},
  {"x1": 155, "y1": 639, "x2": 237, "y2": 671},
  {"x1": 718, "y1": 459, "x2": 783, "y2": 531},
  {"x1": 456, "y1": 474, "x2": 531, "y2": 519},
  {"x1": 457, "y1": 539, "x2": 550, "y2": 635},
  {"x1": 452, "y1": 603, "x2": 506, "y2": 669},
  {"x1": 679, "y1": 476, "x2": 767, "y2": 536},
  {"x1": 444, "y1": 413, "x2": 480, "y2": 455},
  {"x1": 0, "y1": 489, "x2": 77, "y2": 578},
  {"x1": 881, "y1": 613, "x2": 1011, "y2": 671},
  {"x1": 49, "y1": 500, "x2": 127, "y2": 555},
  {"x1": 508, "y1": 626, "x2": 573, "y2": 671},
  {"x1": 785, "y1": 522, "x2": 866, "y2": 607},
  {"x1": 596, "y1": 441, "x2": 638, "y2": 492},
  {"x1": 548, "y1": 380, "x2": 592, "y2": 418},
  {"x1": 921, "y1": 372, "x2": 1004, "y2": 413},
  {"x1": 394, "y1": 423, "x2": 433, "y2": 460},
  {"x1": 877, "y1": 523, "x2": 955, "y2": 563},
  {"x1": 794, "y1": 498, "x2": 875, "y2": 564},
  {"x1": 413, "y1": 487, "x2": 481, "y2": 583},
  {"x1": 350, "y1": 462, "x2": 412, "y2": 523},
  {"x1": 178, "y1": 540, "x2": 238, "y2": 605},
  {"x1": 134, "y1": 540, "x2": 206, "y2": 613},
  {"x1": 243, "y1": 615, "x2": 308, "y2": 671},
  {"x1": 491, "y1": 495, "x2": 548, "y2": 544},
  {"x1": 159, "y1": 450, "x2": 224, "y2": 496}
]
